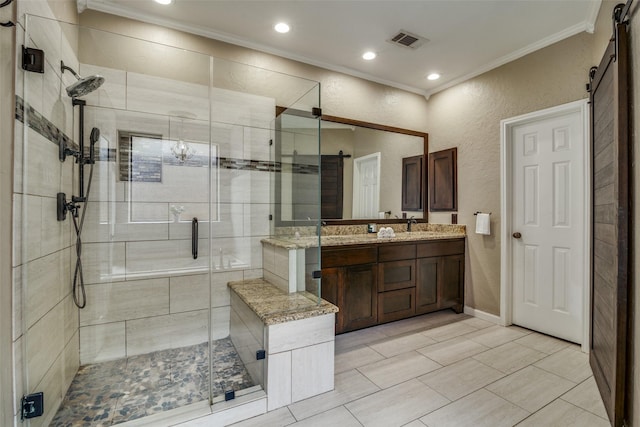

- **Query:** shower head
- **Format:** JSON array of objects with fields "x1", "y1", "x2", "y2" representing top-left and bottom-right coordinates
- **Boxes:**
[
  {"x1": 60, "y1": 61, "x2": 105, "y2": 98},
  {"x1": 90, "y1": 127, "x2": 100, "y2": 145},
  {"x1": 89, "y1": 127, "x2": 100, "y2": 163}
]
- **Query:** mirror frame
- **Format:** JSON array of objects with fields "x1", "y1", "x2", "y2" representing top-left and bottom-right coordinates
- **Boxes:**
[
  {"x1": 274, "y1": 108, "x2": 429, "y2": 226},
  {"x1": 320, "y1": 114, "x2": 429, "y2": 225}
]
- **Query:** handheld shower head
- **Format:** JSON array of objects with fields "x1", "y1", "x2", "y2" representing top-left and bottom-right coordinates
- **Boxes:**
[
  {"x1": 89, "y1": 127, "x2": 100, "y2": 163},
  {"x1": 61, "y1": 61, "x2": 105, "y2": 98},
  {"x1": 90, "y1": 127, "x2": 100, "y2": 145}
]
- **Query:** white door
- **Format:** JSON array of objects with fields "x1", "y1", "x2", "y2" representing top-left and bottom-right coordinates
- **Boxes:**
[
  {"x1": 352, "y1": 153, "x2": 380, "y2": 218},
  {"x1": 511, "y1": 109, "x2": 585, "y2": 344}
]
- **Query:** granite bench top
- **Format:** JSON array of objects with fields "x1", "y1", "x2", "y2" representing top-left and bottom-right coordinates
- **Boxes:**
[{"x1": 228, "y1": 278, "x2": 338, "y2": 326}]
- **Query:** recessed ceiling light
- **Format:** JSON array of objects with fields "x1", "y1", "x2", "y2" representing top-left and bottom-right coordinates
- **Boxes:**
[
  {"x1": 427, "y1": 73, "x2": 441, "y2": 81},
  {"x1": 362, "y1": 51, "x2": 376, "y2": 60},
  {"x1": 274, "y1": 23, "x2": 290, "y2": 33},
  {"x1": 154, "y1": 0, "x2": 172, "y2": 4}
]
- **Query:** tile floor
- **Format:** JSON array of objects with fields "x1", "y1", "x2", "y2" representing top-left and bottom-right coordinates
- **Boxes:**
[{"x1": 229, "y1": 310, "x2": 609, "y2": 427}]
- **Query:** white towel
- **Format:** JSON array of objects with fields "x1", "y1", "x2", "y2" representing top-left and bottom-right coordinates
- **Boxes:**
[{"x1": 475, "y1": 213, "x2": 491, "y2": 235}]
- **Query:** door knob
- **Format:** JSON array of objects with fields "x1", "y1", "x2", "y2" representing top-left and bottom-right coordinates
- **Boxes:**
[{"x1": 512, "y1": 232, "x2": 522, "y2": 239}]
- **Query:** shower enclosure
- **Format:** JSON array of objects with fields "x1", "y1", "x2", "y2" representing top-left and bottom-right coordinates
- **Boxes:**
[{"x1": 15, "y1": 14, "x2": 321, "y2": 426}]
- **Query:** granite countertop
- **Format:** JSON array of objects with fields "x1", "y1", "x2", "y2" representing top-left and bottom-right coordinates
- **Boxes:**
[
  {"x1": 263, "y1": 230, "x2": 466, "y2": 249},
  {"x1": 228, "y1": 278, "x2": 338, "y2": 325}
]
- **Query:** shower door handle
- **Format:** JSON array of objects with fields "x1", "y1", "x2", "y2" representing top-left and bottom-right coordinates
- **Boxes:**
[{"x1": 192, "y1": 218, "x2": 198, "y2": 259}]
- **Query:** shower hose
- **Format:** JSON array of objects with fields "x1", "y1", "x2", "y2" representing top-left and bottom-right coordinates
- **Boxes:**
[{"x1": 71, "y1": 161, "x2": 94, "y2": 309}]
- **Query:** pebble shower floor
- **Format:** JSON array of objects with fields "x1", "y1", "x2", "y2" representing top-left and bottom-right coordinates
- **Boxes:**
[{"x1": 50, "y1": 338, "x2": 254, "y2": 426}]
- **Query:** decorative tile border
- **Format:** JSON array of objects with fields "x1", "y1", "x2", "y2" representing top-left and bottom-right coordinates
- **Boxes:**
[
  {"x1": 15, "y1": 95, "x2": 78, "y2": 151},
  {"x1": 15, "y1": 95, "x2": 318, "y2": 178}
]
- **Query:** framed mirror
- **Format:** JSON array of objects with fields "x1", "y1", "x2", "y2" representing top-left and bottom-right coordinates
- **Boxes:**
[{"x1": 275, "y1": 109, "x2": 429, "y2": 225}]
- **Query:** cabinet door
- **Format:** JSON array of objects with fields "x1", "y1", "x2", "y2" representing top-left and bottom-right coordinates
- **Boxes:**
[
  {"x1": 402, "y1": 155, "x2": 423, "y2": 211},
  {"x1": 440, "y1": 254, "x2": 464, "y2": 313},
  {"x1": 416, "y1": 257, "x2": 439, "y2": 315},
  {"x1": 342, "y1": 264, "x2": 378, "y2": 332},
  {"x1": 378, "y1": 288, "x2": 416, "y2": 324},
  {"x1": 321, "y1": 267, "x2": 341, "y2": 331},
  {"x1": 378, "y1": 259, "x2": 416, "y2": 292}
]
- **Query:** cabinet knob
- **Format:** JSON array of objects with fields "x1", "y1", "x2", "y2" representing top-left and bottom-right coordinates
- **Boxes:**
[{"x1": 512, "y1": 232, "x2": 522, "y2": 239}]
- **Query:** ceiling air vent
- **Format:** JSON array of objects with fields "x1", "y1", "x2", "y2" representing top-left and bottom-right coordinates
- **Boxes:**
[{"x1": 388, "y1": 30, "x2": 428, "y2": 49}]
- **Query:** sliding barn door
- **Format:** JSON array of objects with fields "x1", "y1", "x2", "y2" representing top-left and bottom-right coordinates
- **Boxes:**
[{"x1": 589, "y1": 7, "x2": 631, "y2": 427}]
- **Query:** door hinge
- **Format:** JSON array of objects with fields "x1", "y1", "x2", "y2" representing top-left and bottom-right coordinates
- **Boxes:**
[
  {"x1": 22, "y1": 46, "x2": 45, "y2": 73},
  {"x1": 21, "y1": 392, "x2": 44, "y2": 419},
  {"x1": 312, "y1": 107, "x2": 322, "y2": 118},
  {"x1": 256, "y1": 349, "x2": 266, "y2": 360},
  {"x1": 224, "y1": 389, "x2": 235, "y2": 401},
  {"x1": 312, "y1": 270, "x2": 322, "y2": 279}
]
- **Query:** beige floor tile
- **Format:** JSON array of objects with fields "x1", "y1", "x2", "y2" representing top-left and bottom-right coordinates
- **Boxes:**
[
  {"x1": 228, "y1": 407, "x2": 295, "y2": 426},
  {"x1": 459, "y1": 317, "x2": 495, "y2": 329},
  {"x1": 288, "y1": 406, "x2": 362, "y2": 427},
  {"x1": 418, "y1": 358, "x2": 505, "y2": 401},
  {"x1": 335, "y1": 345, "x2": 385, "y2": 374},
  {"x1": 375, "y1": 311, "x2": 468, "y2": 337},
  {"x1": 358, "y1": 351, "x2": 442, "y2": 389},
  {"x1": 486, "y1": 365, "x2": 575, "y2": 413},
  {"x1": 561, "y1": 377, "x2": 609, "y2": 420},
  {"x1": 288, "y1": 369, "x2": 379, "y2": 420},
  {"x1": 346, "y1": 379, "x2": 449, "y2": 427},
  {"x1": 463, "y1": 325, "x2": 528, "y2": 348},
  {"x1": 534, "y1": 347, "x2": 592, "y2": 383},
  {"x1": 472, "y1": 342, "x2": 547, "y2": 374},
  {"x1": 421, "y1": 321, "x2": 480, "y2": 342},
  {"x1": 516, "y1": 399, "x2": 610, "y2": 427},
  {"x1": 420, "y1": 389, "x2": 529, "y2": 427},
  {"x1": 369, "y1": 333, "x2": 437, "y2": 358},
  {"x1": 417, "y1": 337, "x2": 489, "y2": 366},
  {"x1": 513, "y1": 332, "x2": 571, "y2": 354},
  {"x1": 335, "y1": 328, "x2": 389, "y2": 353}
]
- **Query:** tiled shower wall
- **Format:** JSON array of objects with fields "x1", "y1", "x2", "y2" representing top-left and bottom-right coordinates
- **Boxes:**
[
  {"x1": 12, "y1": 11, "x2": 81, "y2": 427},
  {"x1": 76, "y1": 61, "x2": 275, "y2": 364}
]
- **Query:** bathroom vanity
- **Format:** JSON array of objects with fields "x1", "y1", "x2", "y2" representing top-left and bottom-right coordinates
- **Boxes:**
[{"x1": 320, "y1": 232, "x2": 465, "y2": 334}]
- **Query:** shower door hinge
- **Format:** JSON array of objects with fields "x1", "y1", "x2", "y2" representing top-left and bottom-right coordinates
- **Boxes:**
[
  {"x1": 312, "y1": 107, "x2": 322, "y2": 118},
  {"x1": 21, "y1": 392, "x2": 44, "y2": 420},
  {"x1": 256, "y1": 349, "x2": 266, "y2": 360},
  {"x1": 22, "y1": 46, "x2": 45, "y2": 73},
  {"x1": 312, "y1": 270, "x2": 321, "y2": 279},
  {"x1": 224, "y1": 390, "x2": 235, "y2": 401},
  {"x1": 269, "y1": 139, "x2": 273, "y2": 146}
]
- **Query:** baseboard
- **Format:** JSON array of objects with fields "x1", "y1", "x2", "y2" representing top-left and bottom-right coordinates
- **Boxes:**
[{"x1": 463, "y1": 306, "x2": 501, "y2": 325}]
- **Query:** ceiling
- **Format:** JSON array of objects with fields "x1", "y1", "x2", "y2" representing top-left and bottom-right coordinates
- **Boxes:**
[{"x1": 81, "y1": 0, "x2": 602, "y2": 98}]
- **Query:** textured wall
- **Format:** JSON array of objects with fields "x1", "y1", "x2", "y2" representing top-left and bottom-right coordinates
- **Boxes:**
[{"x1": 425, "y1": 32, "x2": 594, "y2": 315}]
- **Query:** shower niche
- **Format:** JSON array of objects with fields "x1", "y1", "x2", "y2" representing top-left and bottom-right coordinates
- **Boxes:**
[{"x1": 16, "y1": 14, "x2": 321, "y2": 427}]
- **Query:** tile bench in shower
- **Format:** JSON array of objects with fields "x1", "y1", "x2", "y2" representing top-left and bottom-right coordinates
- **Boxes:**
[{"x1": 228, "y1": 278, "x2": 338, "y2": 411}]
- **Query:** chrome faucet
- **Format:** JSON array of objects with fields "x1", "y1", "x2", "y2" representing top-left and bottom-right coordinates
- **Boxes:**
[{"x1": 407, "y1": 217, "x2": 417, "y2": 232}]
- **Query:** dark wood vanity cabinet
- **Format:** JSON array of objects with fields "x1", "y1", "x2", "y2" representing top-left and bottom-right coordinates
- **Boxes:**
[
  {"x1": 377, "y1": 244, "x2": 417, "y2": 323},
  {"x1": 416, "y1": 240, "x2": 465, "y2": 314},
  {"x1": 322, "y1": 238, "x2": 465, "y2": 334},
  {"x1": 321, "y1": 246, "x2": 378, "y2": 334}
]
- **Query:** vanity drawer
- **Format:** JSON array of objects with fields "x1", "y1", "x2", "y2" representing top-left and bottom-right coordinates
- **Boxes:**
[
  {"x1": 378, "y1": 244, "x2": 416, "y2": 262},
  {"x1": 322, "y1": 247, "x2": 377, "y2": 268},
  {"x1": 417, "y1": 239, "x2": 464, "y2": 258}
]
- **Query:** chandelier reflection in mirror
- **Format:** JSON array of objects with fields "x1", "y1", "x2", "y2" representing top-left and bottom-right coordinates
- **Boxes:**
[{"x1": 170, "y1": 113, "x2": 196, "y2": 163}]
